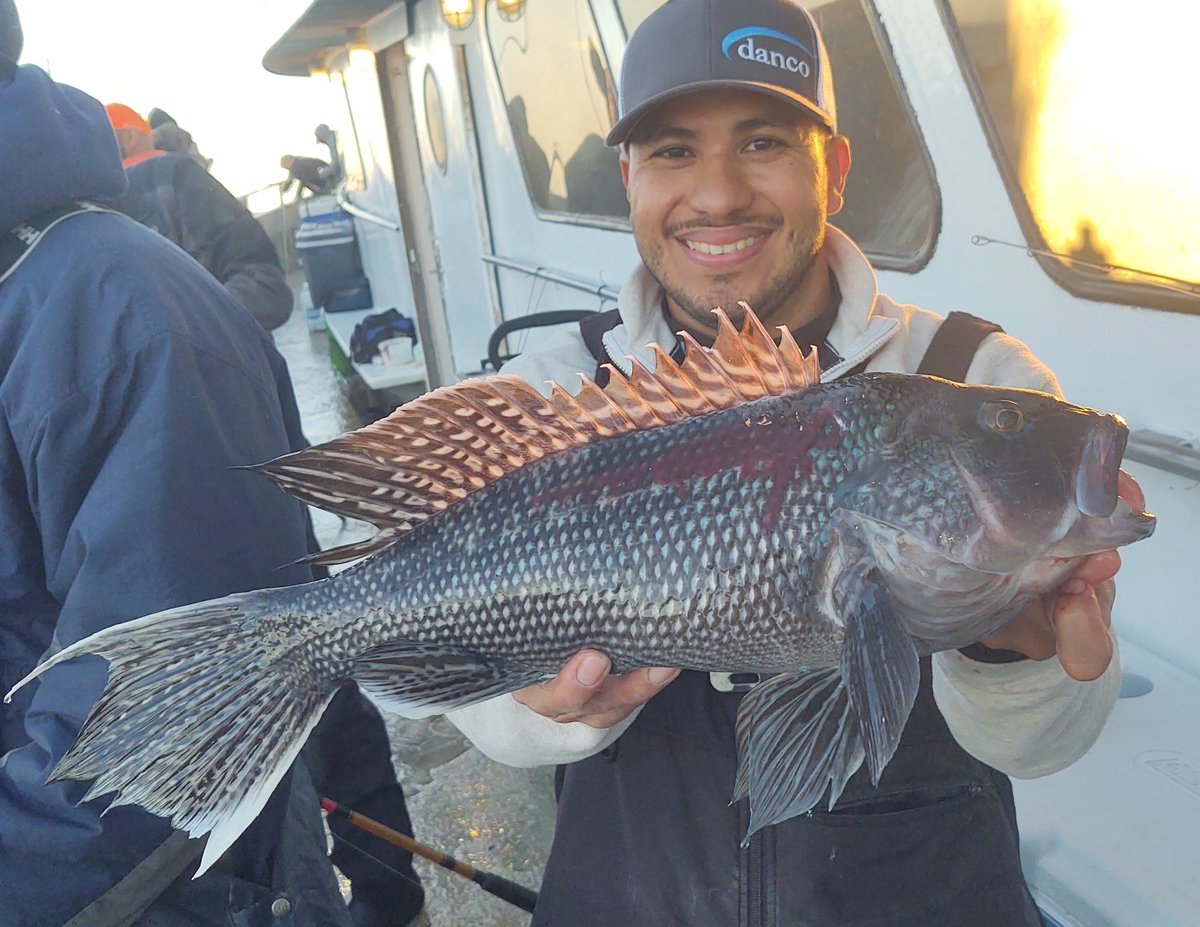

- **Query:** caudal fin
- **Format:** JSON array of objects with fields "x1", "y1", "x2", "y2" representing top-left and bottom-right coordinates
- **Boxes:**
[{"x1": 4, "y1": 590, "x2": 337, "y2": 875}]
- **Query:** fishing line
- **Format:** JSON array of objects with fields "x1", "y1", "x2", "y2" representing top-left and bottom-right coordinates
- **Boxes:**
[{"x1": 329, "y1": 829, "x2": 427, "y2": 893}]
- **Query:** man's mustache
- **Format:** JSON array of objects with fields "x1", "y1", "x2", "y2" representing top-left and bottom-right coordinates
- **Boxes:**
[{"x1": 664, "y1": 214, "x2": 784, "y2": 237}]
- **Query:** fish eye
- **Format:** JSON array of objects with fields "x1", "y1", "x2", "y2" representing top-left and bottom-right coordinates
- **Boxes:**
[{"x1": 982, "y1": 400, "x2": 1025, "y2": 433}]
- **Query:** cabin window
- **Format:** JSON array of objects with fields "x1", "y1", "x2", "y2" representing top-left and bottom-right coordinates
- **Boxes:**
[
  {"x1": 942, "y1": 0, "x2": 1200, "y2": 312},
  {"x1": 614, "y1": 0, "x2": 940, "y2": 270},
  {"x1": 484, "y1": 0, "x2": 629, "y2": 221},
  {"x1": 423, "y1": 66, "x2": 449, "y2": 173},
  {"x1": 614, "y1": 0, "x2": 660, "y2": 34}
]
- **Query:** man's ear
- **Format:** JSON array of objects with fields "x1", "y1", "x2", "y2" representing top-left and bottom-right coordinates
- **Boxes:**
[
  {"x1": 825, "y1": 135, "x2": 852, "y2": 217},
  {"x1": 619, "y1": 149, "x2": 631, "y2": 199}
]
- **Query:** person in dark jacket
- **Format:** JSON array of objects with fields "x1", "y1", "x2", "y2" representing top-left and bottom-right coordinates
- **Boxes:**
[
  {"x1": 0, "y1": 4, "x2": 425, "y2": 924},
  {"x1": 281, "y1": 154, "x2": 336, "y2": 196},
  {"x1": 105, "y1": 102, "x2": 294, "y2": 332},
  {"x1": 147, "y1": 106, "x2": 212, "y2": 169}
]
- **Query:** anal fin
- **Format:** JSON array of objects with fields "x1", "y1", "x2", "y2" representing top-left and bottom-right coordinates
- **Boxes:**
[
  {"x1": 353, "y1": 640, "x2": 544, "y2": 719},
  {"x1": 733, "y1": 668, "x2": 865, "y2": 840}
]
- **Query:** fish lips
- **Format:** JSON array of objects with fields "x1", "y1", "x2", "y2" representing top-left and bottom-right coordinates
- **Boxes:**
[{"x1": 1074, "y1": 416, "x2": 1126, "y2": 518}]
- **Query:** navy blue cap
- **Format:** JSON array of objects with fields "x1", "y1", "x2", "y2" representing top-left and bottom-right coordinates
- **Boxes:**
[{"x1": 607, "y1": 0, "x2": 836, "y2": 147}]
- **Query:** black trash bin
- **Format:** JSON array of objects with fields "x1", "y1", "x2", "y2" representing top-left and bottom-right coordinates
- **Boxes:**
[{"x1": 294, "y1": 210, "x2": 373, "y2": 312}]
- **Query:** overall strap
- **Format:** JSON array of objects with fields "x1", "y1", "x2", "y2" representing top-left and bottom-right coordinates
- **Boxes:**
[
  {"x1": 916, "y1": 310, "x2": 1003, "y2": 381},
  {"x1": 61, "y1": 832, "x2": 203, "y2": 927},
  {"x1": 918, "y1": 311, "x2": 1030, "y2": 665},
  {"x1": 579, "y1": 308, "x2": 624, "y2": 386},
  {"x1": 0, "y1": 202, "x2": 107, "y2": 287},
  {"x1": 581, "y1": 307, "x2": 1005, "y2": 388}
]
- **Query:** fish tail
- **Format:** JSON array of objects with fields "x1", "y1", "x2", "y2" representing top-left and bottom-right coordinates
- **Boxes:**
[{"x1": 5, "y1": 589, "x2": 338, "y2": 876}]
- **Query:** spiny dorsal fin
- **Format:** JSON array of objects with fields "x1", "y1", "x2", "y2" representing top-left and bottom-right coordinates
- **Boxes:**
[{"x1": 257, "y1": 305, "x2": 819, "y2": 563}]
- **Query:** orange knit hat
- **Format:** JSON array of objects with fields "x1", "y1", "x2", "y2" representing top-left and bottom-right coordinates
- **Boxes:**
[{"x1": 105, "y1": 103, "x2": 151, "y2": 136}]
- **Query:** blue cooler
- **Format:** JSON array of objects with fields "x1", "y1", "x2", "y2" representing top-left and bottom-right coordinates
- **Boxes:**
[{"x1": 294, "y1": 210, "x2": 373, "y2": 312}]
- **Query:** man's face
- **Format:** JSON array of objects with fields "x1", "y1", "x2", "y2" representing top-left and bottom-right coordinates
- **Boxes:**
[{"x1": 621, "y1": 88, "x2": 849, "y2": 334}]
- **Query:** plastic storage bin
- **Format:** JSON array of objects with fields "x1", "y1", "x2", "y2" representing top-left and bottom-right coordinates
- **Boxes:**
[{"x1": 294, "y1": 210, "x2": 372, "y2": 313}]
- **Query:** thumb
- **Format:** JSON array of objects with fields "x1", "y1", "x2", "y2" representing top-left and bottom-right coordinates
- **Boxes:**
[{"x1": 1053, "y1": 585, "x2": 1113, "y2": 681}]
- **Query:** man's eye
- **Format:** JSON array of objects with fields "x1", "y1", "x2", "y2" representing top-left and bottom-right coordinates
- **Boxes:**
[
  {"x1": 653, "y1": 146, "x2": 691, "y2": 160},
  {"x1": 746, "y1": 138, "x2": 782, "y2": 152}
]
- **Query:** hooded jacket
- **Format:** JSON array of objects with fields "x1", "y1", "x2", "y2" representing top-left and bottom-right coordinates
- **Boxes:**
[
  {"x1": 448, "y1": 228, "x2": 1121, "y2": 925},
  {"x1": 0, "y1": 65, "x2": 421, "y2": 926}
]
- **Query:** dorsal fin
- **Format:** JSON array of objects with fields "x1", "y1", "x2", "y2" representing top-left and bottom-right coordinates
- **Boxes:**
[{"x1": 257, "y1": 305, "x2": 820, "y2": 564}]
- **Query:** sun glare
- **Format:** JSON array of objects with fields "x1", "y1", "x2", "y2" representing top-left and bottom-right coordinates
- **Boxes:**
[{"x1": 1012, "y1": 0, "x2": 1200, "y2": 283}]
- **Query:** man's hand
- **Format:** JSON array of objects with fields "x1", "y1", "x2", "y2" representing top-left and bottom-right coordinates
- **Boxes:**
[
  {"x1": 513, "y1": 650, "x2": 679, "y2": 729},
  {"x1": 980, "y1": 471, "x2": 1145, "y2": 681}
]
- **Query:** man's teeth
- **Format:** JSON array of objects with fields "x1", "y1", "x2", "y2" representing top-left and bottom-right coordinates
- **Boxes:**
[{"x1": 684, "y1": 235, "x2": 764, "y2": 256}]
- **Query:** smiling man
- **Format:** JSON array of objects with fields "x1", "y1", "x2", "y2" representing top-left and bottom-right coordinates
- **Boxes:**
[
  {"x1": 621, "y1": 87, "x2": 846, "y2": 341},
  {"x1": 447, "y1": 1, "x2": 1133, "y2": 924}
]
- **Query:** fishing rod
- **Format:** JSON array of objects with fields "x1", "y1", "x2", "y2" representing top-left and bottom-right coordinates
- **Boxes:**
[{"x1": 320, "y1": 797, "x2": 540, "y2": 915}]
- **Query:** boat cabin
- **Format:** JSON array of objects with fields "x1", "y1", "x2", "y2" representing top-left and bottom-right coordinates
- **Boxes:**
[{"x1": 265, "y1": 3, "x2": 1200, "y2": 924}]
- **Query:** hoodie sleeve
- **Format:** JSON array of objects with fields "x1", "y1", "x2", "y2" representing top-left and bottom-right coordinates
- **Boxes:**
[
  {"x1": 447, "y1": 696, "x2": 638, "y2": 767},
  {"x1": 933, "y1": 642, "x2": 1121, "y2": 777},
  {"x1": 930, "y1": 330, "x2": 1121, "y2": 776}
]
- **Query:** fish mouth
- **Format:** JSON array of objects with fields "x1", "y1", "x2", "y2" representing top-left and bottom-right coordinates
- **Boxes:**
[{"x1": 1074, "y1": 418, "x2": 1127, "y2": 518}]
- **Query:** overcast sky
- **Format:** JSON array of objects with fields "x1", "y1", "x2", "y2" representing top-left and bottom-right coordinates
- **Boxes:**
[{"x1": 19, "y1": 0, "x2": 333, "y2": 198}]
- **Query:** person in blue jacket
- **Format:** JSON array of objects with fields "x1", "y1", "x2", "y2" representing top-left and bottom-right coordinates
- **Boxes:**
[{"x1": 0, "y1": 4, "x2": 424, "y2": 924}]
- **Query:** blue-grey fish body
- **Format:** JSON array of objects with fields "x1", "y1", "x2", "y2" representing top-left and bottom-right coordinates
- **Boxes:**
[{"x1": 7, "y1": 310, "x2": 1155, "y2": 872}]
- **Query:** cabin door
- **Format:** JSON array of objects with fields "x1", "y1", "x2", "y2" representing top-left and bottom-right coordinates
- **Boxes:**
[{"x1": 389, "y1": 3, "x2": 499, "y2": 380}]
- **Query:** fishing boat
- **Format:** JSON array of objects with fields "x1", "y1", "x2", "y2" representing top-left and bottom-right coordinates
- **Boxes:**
[{"x1": 264, "y1": 3, "x2": 1200, "y2": 924}]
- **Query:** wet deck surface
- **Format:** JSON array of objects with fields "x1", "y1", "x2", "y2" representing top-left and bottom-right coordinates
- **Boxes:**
[{"x1": 273, "y1": 296, "x2": 555, "y2": 926}]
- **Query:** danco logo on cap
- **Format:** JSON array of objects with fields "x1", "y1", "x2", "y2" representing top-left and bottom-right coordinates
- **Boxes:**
[{"x1": 721, "y1": 27, "x2": 813, "y2": 76}]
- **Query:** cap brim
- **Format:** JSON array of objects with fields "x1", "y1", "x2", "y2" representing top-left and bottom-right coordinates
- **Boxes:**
[{"x1": 605, "y1": 80, "x2": 836, "y2": 147}]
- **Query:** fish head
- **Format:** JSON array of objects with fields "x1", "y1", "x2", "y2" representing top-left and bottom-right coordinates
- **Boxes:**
[{"x1": 846, "y1": 378, "x2": 1155, "y2": 575}]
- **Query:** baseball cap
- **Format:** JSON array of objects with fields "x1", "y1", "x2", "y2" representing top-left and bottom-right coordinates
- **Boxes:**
[
  {"x1": 606, "y1": 0, "x2": 836, "y2": 147},
  {"x1": 105, "y1": 103, "x2": 152, "y2": 136}
]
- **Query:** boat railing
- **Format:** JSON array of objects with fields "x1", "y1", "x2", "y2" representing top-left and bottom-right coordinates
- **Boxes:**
[
  {"x1": 336, "y1": 185, "x2": 402, "y2": 232},
  {"x1": 481, "y1": 254, "x2": 620, "y2": 303},
  {"x1": 1127, "y1": 428, "x2": 1200, "y2": 482}
]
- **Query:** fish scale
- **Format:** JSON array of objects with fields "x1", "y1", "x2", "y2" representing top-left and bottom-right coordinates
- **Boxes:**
[
  {"x1": 339, "y1": 387, "x2": 866, "y2": 676},
  {"x1": 5, "y1": 306, "x2": 1155, "y2": 874}
]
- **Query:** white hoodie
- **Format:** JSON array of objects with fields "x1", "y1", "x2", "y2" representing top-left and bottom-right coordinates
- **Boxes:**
[{"x1": 447, "y1": 227, "x2": 1120, "y2": 778}]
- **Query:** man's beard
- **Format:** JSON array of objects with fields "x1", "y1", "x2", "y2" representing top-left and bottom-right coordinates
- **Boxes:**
[{"x1": 637, "y1": 217, "x2": 826, "y2": 334}]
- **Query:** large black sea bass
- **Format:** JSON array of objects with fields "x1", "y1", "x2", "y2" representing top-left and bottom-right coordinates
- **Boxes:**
[{"x1": 8, "y1": 308, "x2": 1154, "y2": 874}]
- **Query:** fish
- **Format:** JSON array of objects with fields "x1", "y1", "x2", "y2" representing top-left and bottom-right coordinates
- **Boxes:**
[{"x1": 6, "y1": 306, "x2": 1156, "y2": 874}]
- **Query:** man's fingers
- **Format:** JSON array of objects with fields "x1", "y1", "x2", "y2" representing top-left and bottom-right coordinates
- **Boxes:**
[
  {"x1": 981, "y1": 597, "x2": 1056, "y2": 660},
  {"x1": 1069, "y1": 549, "x2": 1121, "y2": 588},
  {"x1": 512, "y1": 650, "x2": 613, "y2": 717},
  {"x1": 1118, "y1": 469, "x2": 1146, "y2": 512},
  {"x1": 1052, "y1": 585, "x2": 1114, "y2": 681},
  {"x1": 512, "y1": 652, "x2": 679, "y2": 727},
  {"x1": 550, "y1": 667, "x2": 681, "y2": 727}
]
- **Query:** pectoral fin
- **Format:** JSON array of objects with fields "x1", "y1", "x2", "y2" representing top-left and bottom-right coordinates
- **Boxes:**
[
  {"x1": 732, "y1": 535, "x2": 921, "y2": 840},
  {"x1": 836, "y1": 561, "x2": 921, "y2": 783}
]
